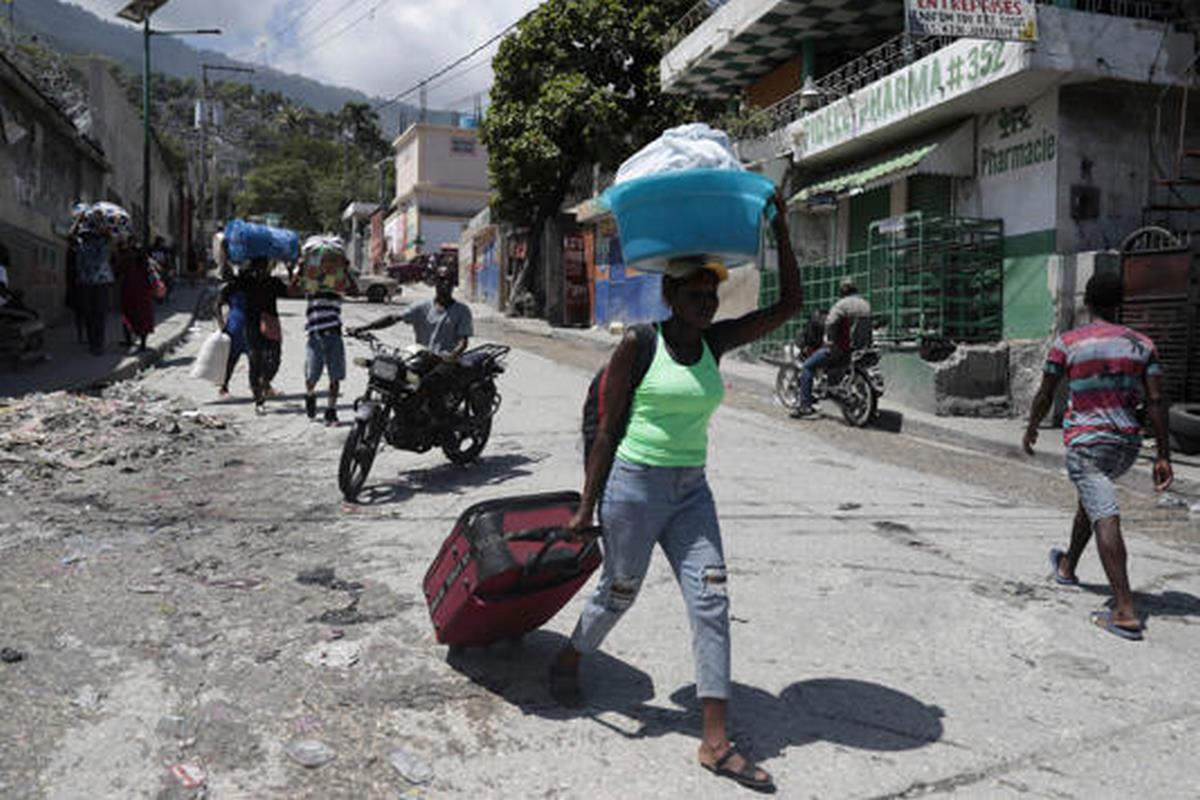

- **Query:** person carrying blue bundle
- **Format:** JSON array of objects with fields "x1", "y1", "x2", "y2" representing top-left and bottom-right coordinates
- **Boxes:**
[{"x1": 553, "y1": 190, "x2": 802, "y2": 794}]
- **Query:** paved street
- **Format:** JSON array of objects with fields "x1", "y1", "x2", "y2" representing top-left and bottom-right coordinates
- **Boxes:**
[{"x1": 2, "y1": 289, "x2": 1199, "y2": 799}]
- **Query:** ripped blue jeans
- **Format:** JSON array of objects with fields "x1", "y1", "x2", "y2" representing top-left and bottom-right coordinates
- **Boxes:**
[{"x1": 570, "y1": 458, "x2": 731, "y2": 699}]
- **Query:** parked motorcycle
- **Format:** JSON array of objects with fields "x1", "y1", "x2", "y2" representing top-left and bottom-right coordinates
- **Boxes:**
[
  {"x1": 768, "y1": 340, "x2": 884, "y2": 428},
  {"x1": 338, "y1": 330, "x2": 509, "y2": 501},
  {"x1": 0, "y1": 288, "x2": 46, "y2": 367}
]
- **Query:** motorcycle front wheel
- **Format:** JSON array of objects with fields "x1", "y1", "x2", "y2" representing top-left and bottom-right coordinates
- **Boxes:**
[
  {"x1": 840, "y1": 370, "x2": 877, "y2": 428},
  {"x1": 338, "y1": 407, "x2": 385, "y2": 501},
  {"x1": 774, "y1": 365, "x2": 802, "y2": 410}
]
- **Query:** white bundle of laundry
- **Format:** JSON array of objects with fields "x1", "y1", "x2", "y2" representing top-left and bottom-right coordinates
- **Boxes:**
[{"x1": 614, "y1": 123, "x2": 744, "y2": 184}]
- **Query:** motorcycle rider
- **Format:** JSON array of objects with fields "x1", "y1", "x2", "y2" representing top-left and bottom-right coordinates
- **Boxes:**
[
  {"x1": 792, "y1": 276, "x2": 871, "y2": 417},
  {"x1": 347, "y1": 262, "x2": 473, "y2": 361}
]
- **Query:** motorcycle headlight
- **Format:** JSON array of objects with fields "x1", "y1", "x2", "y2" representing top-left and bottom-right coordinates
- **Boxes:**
[{"x1": 370, "y1": 359, "x2": 399, "y2": 382}]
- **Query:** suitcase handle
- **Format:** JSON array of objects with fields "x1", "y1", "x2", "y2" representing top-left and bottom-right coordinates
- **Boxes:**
[{"x1": 521, "y1": 525, "x2": 602, "y2": 579}]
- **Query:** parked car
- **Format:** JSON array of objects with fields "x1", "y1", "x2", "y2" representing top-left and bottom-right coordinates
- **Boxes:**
[
  {"x1": 384, "y1": 258, "x2": 430, "y2": 285},
  {"x1": 347, "y1": 271, "x2": 400, "y2": 303}
]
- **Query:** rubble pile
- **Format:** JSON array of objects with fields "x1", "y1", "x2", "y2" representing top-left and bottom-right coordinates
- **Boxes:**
[{"x1": 0, "y1": 384, "x2": 230, "y2": 488}]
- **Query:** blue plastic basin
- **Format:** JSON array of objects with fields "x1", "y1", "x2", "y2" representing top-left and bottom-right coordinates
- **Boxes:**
[{"x1": 600, "y1": 170, "x2": 775, "y2": 270}]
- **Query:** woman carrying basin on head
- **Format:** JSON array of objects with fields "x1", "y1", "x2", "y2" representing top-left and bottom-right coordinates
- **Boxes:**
[{"x1": 553, "y1": 191, "x2": 802, "y2": 794}]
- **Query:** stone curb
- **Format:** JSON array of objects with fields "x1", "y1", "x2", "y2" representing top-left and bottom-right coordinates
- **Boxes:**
[{"x1": 87, "y1": 285, "x2": 214, "y2": 391}]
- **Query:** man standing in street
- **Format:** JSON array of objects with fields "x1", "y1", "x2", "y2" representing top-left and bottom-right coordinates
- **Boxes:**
[
  {"x1": 1023, "y1": 271, "x2": 1173, "y2": 641},
  {"x1": 349, "y1": 262, "x2": 473, "y2": 359},
  {"x1": 792, "y1": 276, "x2": 871, "y2": 417}
]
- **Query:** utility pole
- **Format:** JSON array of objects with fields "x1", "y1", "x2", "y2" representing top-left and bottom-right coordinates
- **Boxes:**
[
  {"x1": 6, "y1": 0, "x2": 15, "y2": 58},
  {"x1": 117, "y1": 0, "x2": 220, "y2": 249},
  {"x1": 199, "y1": 63, "x2": 253, "y2": 237}
]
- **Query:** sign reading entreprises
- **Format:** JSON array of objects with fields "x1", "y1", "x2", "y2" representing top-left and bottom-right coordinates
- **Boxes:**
[{"x1": 906, "y1": 0, "x2": 1038, "y2": 42}]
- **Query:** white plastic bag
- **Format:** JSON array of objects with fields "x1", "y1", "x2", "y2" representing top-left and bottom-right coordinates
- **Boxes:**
[
  {"x1": 190, "y1": 329, "x2": 231, "y2": 384},
  {"x1": 615, "y1": 123, "x2": 743, "y2": 184}
]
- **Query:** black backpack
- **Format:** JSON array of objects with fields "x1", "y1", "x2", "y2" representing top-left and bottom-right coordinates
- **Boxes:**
[{"x1": 581, "y1": 323, "x2": 657, "y2": 466}]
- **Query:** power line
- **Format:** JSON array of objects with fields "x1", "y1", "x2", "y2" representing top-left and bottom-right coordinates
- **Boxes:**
[
  {"x1": 272, "y1": 0, "x2": 331, "y2": 40},
  {"x1": 374, "y1": 16, "x2": 523, "y2": 113},
  {"x1": 227, "y1": 0, "x2": 368, "y2": 63},
  {"x1": 302, "y1": 0, "x2": 395, "y2": 56},
  {"x1": 424, "y1": 57, "x2": 493, "y2": 103}
]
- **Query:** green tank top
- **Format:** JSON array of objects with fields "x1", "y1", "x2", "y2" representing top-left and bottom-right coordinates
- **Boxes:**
[{"x1": 616, "y1": 329, "x2": 724, "y2": 467}]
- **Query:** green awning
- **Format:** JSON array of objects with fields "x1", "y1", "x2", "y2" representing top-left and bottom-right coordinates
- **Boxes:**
[
  {"x1": 789, "y1": 121, "x2": 975, "y2": 206},
  {"x1": 790, "y1": 143, "x2": 937, "y2": 204}
]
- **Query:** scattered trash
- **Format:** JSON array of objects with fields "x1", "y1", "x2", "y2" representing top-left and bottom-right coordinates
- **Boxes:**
[
  {"x1": 254, "y1": 648, "x2": 280, "y2": 664},
  {"x1": 291, "y1": 715, "x2": 323, "y2": 736},
  {"x1": 303, "y1": 639, "x2": 360, "y2": 668},
  {"x1": 285, "y1": 739, "x2": 336, "y2": 768},
  {"x1": 127, "y1": 583, "x2": 170, "y2": 594},
  {"x1": 71, "y1": 685, "x2": 103, "y2": 712},
  {"x1": 297, "y1": 566, "x2": 364, "y2": 592},
  {"x1": 0, "y1": 647, "x2": 25, "y2": 663},
  {"x1": 0, "y1": 387, "x2": 227, "y2": 490},
  {"x1": 1156, "y1": 492, "x2": 1188, "y2": 509},
  {"x1": 156, "y1": 714, "x2": 198, "y2": 741},
  {"x1": 202, "y1": 575, "x2": 268, "y2": 590},
  {"x1": 388, "y1": 746, "x2": 434, "y2": 785},
  {"x1": 168, "y1": 763, "x2": 207, "y2": 790},
  {"x1": 1190, "y1": 501, "x2": 1200, "y2": 515}
]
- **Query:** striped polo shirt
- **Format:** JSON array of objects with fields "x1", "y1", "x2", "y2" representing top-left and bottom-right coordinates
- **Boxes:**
[
  {"x1": 1045, "y1": 320, "x2": 1162, "y2": 448},
  {"x1": 305, "y1": 292, "x2": 342, "y2": 335}
]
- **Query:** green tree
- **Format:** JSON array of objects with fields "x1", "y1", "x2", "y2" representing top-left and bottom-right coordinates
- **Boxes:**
[{"x1": 481, "y1": 0, "x2": 716, "y2": 305}]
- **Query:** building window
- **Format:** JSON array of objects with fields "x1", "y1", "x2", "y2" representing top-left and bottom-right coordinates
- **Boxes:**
[{"x1": 450, "y1": 138, "x2": 475, "y2": 155}]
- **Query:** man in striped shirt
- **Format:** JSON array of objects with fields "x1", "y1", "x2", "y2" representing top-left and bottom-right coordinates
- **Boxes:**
[
  {"x1": 1023, "y1": 272, "x2": 1173, "y2": 641},
  {"x1": 305, "y1": 287, "x2": 352, "y2": 425}
]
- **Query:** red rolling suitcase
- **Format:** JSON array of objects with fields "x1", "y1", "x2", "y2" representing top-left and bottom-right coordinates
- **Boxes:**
[{"x1": 423, "y1": 491, "x2": 602, "y2": 647}]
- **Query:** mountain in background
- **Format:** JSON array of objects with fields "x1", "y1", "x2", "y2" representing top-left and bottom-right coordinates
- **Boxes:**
[{"x1": 12, "y1": 0, "x2": 456, "y2": 136}]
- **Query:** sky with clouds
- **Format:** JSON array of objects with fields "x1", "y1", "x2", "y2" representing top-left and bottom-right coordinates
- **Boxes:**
[{"x1": 67, "y1": 0, "x2": 545, "y2": 110}]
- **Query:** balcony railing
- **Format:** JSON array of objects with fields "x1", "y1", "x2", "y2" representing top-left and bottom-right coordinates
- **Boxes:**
[
  {"x1": 660, "y1": 0, "x2": 729, "y2": 53},
  {"x1": 723, "y1": 0, "x2": 1184, "y2": 143}
]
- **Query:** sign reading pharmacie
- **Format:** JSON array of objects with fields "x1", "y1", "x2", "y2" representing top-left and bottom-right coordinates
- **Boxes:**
[
  {"x1": 906, "y1": 0, "x2": 1038, "y2": 42},
  {"x1": 791, "y1": 37, "x2": 1027, "y2": 160}
]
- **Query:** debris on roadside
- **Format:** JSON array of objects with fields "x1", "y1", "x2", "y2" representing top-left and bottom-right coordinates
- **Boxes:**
[
  {"x1": 296, "y1": 566, "x2": 364, "y2": 592},
  {"x1": 0, "y1": 647, "x2": 26, "y2": 663},
  {"x1": 167, "y1": 762, "x2": 207, "y2": 791},
  {"x1": 285, "y1": 738, "x2": 336, "y2": 768},
  {"x1": 388, "y1": 746, "x2": 434, "y2": 785},
  {"x1": 303, "y1": 639, "x2": 360, "y2": 669},
  {"x1": 0, "y1": 386, "x2": 232, "y2": 491},
  {"x1": 201, "y1": 575, "x2": 268, "y2": 590},
  {"x1": 71, "y1": 684, "x2": 103, "y2": 712}
]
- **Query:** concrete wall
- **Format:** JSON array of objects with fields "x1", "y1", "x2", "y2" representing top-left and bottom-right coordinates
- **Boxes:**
[
  {"x1": 418, "y1": 214, "x2": 468, "y2": 255},
  {"x1": 412, "y1": 124, "x2": 488, "y2": 192},
  {"x1": 1055, "y1": 82, "x2": 1197, "y2": 253},
  {"x1": 85, "y1": 60, "x2": 177, "y2": 244},
  {"x1": 0, "y1": 59, "x2": 105, "y2": 323}
]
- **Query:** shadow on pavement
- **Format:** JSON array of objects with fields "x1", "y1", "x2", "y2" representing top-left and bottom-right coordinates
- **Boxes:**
[
  {"x1": 871, "y1": 409, "x2": 904, "y2": 434},
  {"x1": 446, "y1": 630, "x2": 655, "y2": 723},
  {"x1": 447, "y1": 631, "x2": 944, "y2": 757},
  {"x1": 1078, "y1": 582, "x2": 1200, "y2": 625},
  {"x1": 354, "y1": 451, "x2": 546, "y2": 505}
]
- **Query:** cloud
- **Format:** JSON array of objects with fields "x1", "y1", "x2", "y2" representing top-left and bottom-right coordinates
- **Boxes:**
[{"x1": 67, "y1": 0, "x2": 543, "y2": 107}]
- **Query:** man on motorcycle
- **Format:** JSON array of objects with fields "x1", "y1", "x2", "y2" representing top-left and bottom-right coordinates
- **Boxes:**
[
  {"x1": 347, "y1": 262, "x2": 473, "y2": 360},
  {"x1": 792, "y1": 276, "x2": 871, "y2": 417}
]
